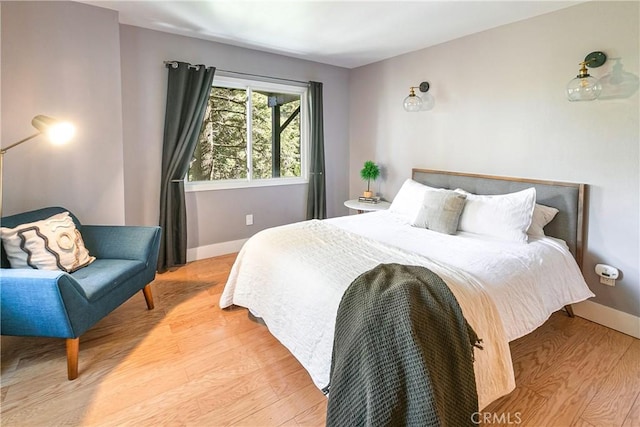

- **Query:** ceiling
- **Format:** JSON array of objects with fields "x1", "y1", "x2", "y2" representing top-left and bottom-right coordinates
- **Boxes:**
[{"x1": 81, "y1": 1, "x2": 581, "y2": 69}]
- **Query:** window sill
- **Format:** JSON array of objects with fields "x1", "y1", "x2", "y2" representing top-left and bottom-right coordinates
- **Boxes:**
[{"x1": 185, "y1": 177, "x2": 308, "y2": 192}]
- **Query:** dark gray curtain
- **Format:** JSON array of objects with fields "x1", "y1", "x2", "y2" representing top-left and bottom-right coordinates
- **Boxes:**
[
  {"x1": 306, "y1": 81, "x2": 326, "y2": 220},
  {"x1": 158, "y1": 62, "x2": 215, "y2": 272}
]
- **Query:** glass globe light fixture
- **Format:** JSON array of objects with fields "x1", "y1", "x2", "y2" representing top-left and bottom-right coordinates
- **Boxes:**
[
  {"x1": 403, "y1": 87, "x2": 423, "y2": 112},
  {"x1": 403, "y1": 82, "x2": 432, "y2": 112},
  {"x1": 566, "y1": 51, "x2": 607, "y2": 102},
  {"x1": 566, "y1": 62, "x2": 602, "y2": 101}
]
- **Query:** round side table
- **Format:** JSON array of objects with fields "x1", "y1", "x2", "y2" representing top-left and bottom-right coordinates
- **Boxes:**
[{"x1": 344, "y1": 199, "x2": 391, "y2": 214}]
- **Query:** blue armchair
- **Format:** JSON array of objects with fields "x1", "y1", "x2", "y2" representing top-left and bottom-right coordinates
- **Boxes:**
[{"x1": 0, "y1": 207, "x2": 161, "y2": 380}]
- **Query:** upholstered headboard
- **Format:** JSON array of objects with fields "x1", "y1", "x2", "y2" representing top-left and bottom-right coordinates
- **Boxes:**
[{"x1": 411, "y1": 169, "x2": 586, "y2": 267}]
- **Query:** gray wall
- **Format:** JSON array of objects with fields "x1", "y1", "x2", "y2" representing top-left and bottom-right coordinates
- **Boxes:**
[
  {"x1": 1, "y1": 1, "x2": 349, "y2": 249},
  {"x1": 118, "y1": 25, "x2": 350, "y2": 246},
  {"x1": 1, "y1": 1, "x2": 125, "y2": 224},
  {"x1": 348, "y1": 1, "x2": 639, "y2": 317}
]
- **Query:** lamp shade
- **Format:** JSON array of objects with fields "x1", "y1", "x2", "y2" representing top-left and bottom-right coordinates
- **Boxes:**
[
  {"x1": 404, "y1": 82, "x2": 434, "y2": 112},
  {"x1": 403, "y1": 94, "x2": 422, "y2": 112},
  {"x1": 566, "y1": 51, "x2": 607, "y2": 102},
  {"x1": 566, "y1": 75, "x2": 601, "y2": 101},
  {"x1": 32, "y1": 115, "x2": 75, "y2": 145},
  {"x1": 403, "y1": 86, "x2": 424, "y2": 112},
  {"x1": 0, "y1": 114, "x2": 76, "y2": 215}
]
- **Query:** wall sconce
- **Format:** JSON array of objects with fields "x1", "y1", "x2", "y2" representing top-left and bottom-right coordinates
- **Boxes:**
[
  {"x1": 0, "y1": 115, "x2": 75, "y2": 215},
  {"x1": 566, "y1": 51, "x2": 607, "y2": 101},
  {"x1": 403, "y1": 81, "x2": 435, "y2": 112}
]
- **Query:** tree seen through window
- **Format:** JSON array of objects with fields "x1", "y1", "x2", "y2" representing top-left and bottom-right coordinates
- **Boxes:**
[{"x1": 188, "y1": 82, "x2": 303, "y2": 183}]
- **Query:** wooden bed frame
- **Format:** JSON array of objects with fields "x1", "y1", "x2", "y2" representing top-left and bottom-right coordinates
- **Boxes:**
[{"x1": 411, "y1": 169, "x2": 586, "y2": 317}]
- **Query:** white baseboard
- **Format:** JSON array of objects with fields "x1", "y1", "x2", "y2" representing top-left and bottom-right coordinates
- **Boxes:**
[
  {"x1": 187, "y1": 238, "x2": 248, "y2": 262},
  {"x1": 572, "y1": 300, "x2": 640, "y2": 339}
]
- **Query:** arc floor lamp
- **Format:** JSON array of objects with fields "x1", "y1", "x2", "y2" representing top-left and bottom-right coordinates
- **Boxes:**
[{"x1": 0, "y1": 115, "x2": 75, "y2": 216}]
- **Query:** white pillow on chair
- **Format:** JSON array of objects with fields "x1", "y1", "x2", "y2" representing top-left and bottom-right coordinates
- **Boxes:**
[{"x1": 1, "y1": 211, "x2": 95, "y2": 272}]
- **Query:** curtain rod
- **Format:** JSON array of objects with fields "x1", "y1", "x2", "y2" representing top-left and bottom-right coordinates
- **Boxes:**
[
  {"x1": 164, "y1": 61, "x2": 309, "y2": 86},
  {"x1": 164, "y1": 60, "x2": 210, "y2": 70},
  {"x1": 217, "y1": 69, "x2": 309, "y2": 85}
]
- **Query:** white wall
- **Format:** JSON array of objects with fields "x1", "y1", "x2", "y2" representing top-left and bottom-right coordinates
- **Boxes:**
[
  {"x1": 1, "y1": 1, "x2": 125, "y2": 224},
  {"x1": 119, "y1": 25, "x2": 350, "y2": 247},
  {"x1": 349, "y1": 1, "x2": 639, "y2": 318}
]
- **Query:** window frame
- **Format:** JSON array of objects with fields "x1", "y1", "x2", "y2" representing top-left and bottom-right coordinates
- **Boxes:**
[{"x1": 185, "y1": 74, "x2": 309, "y2": 192}]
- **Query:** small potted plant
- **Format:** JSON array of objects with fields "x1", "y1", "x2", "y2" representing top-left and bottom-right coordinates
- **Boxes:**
[{"x1": 360, "y1": 160, "x2": 380, "y2": 198}]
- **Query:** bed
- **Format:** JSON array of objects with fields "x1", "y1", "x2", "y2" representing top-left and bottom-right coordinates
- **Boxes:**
[{"x1": 219, "y1": 169, "x2": 594, "y2": 411}]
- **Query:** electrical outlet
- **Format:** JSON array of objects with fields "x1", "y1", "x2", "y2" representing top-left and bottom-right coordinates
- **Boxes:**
[
  {"x1": 600, "y1": 276, "x2": 615, "y2": 286},
  {"x1": 246, "y1": 214, "x2": 253, "y2": 226}
]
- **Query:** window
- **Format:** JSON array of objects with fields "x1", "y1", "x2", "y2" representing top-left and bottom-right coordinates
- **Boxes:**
[{"x1": 187, "y1": 75, "x2": 308, "y2": 190}]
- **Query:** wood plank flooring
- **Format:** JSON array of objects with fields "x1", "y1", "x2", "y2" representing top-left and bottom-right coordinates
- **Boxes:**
[{"x1": 1, "y1": 254, "x2": 638, "y2": 426}]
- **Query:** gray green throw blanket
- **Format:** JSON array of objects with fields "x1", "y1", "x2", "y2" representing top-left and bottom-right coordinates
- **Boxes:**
[{"x1": 325, "y1": 263, "x2": 482, "y2": 427}]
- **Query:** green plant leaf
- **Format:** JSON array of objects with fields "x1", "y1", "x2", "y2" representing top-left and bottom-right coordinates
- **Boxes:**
[{"x1": 360, "y1": 161, "x2": 380, "y2": 181}]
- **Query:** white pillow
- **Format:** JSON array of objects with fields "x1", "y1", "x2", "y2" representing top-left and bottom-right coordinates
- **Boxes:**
[
  {"x1": 528, "y1": 203, "x2": 559, "y2": 237},
  {"x1": 389, "y1": 179, "x2": 436, "y2": 220},
  {"x1": 455, "y1": 188, "x2": 536, "y2": 243},
  {"x1": 0, "y1": 211, "x2": 95, "y2": 272}
]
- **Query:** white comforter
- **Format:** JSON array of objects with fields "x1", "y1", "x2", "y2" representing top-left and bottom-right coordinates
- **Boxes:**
[
  {"x1": 220, "y1": 212, "x2": 594, "y2": 409},
  {"x1": 326, "y1": 211, "x2": 595, "y2": 341}
]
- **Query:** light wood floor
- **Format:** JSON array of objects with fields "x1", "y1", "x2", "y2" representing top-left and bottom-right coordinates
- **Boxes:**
[{"x1": 1, "y1": 255, "x2": 638, "y2": 426}]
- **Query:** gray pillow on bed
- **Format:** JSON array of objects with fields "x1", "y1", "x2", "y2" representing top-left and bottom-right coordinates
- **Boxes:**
[{"x1": 411, "y1": 189, "x2": 467, "y2": 234}]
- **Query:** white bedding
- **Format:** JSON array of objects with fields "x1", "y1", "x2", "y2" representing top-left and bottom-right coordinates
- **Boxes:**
[
  {"x1": 219, "y1": 211, "x2": 594, "y2": 409},
  {"x1": 326, "y1": 211, "x2": 595, "y2": 341}
]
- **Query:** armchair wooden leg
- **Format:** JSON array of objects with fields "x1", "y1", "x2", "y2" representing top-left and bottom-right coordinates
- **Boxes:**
[
  {"x1": 66, "y1": 338, "x2": 79, "y2": 380},
  {"x1": 564, "y1": 304, "x2": 575, "y2": 318},
  {"x1": 142, "y1": 284, "x2": 154, "y2": 310}
]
